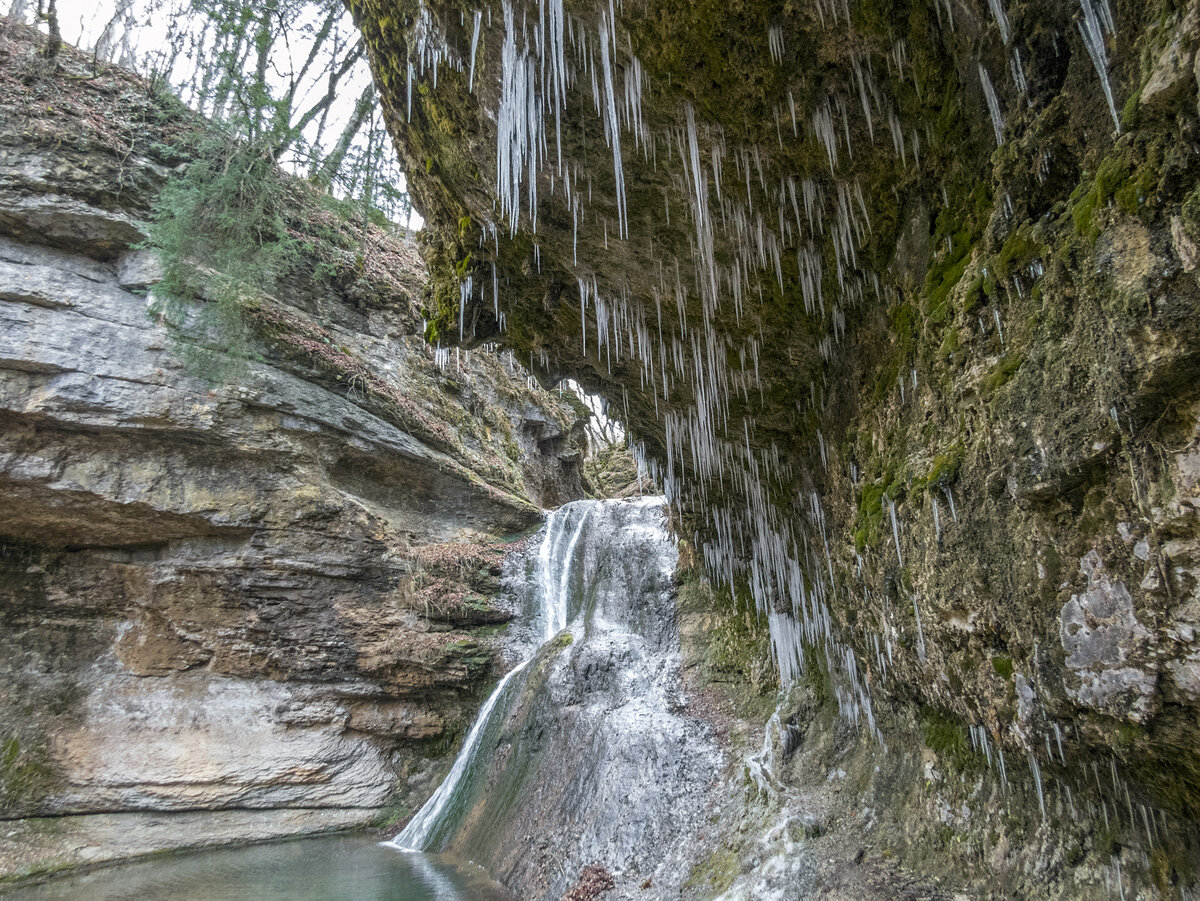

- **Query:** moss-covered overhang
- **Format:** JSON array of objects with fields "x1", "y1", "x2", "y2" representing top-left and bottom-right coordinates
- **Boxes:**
[
  {"x1": 346, "y1": 0, "x2": 999, "y2": 452},
  {"x1": 348, "y1": 0, "x2": 1200, "y2": 825}
]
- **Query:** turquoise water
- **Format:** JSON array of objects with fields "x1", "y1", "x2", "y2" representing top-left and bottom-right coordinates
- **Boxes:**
[{"x1": 1, "y1": 835, "x2": 515, "y2": 901}]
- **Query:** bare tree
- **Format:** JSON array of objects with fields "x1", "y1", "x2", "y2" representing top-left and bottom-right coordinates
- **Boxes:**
[
  {"x1": 6, "y1": 0, "x2": 32, "y2": 24},
  {"x1": 36, "y1": 0, "x2": 60, "y2": 60},
  {"x1": 312, "y1": 81, "x2": 374, "y2": 183},
  {"x1": 59, "y1": 0, "x2": 413, "y2": 229},
  {"x1": 93, "y1": 0, "x2": 135, "y2": 62}
]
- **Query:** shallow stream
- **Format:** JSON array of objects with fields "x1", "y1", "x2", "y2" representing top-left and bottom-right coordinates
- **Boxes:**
[{"x1": 0, "y1": 835, "x2": 513, "y2": 901}]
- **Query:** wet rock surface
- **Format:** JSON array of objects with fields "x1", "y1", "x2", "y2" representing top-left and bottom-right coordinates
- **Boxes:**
[
  {"x1": 4, "y1": 0, "x2": 1200, "y2": 890},
  {"x1": 406, "y1": 499, "x2": 727, "y2": 901},
  {"x1": 355, "y1": 0, "x2": 1200, "y2": 891}
]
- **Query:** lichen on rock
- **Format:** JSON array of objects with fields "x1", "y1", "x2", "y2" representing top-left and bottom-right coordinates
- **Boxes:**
[{"x1": 1060, "y1": 549, "x2": 1157, "y2": 722}]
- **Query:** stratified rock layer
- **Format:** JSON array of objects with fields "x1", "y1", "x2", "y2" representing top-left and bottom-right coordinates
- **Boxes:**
[{"x1": 0, "y1": 25, "x2": 584, "y2": 882}]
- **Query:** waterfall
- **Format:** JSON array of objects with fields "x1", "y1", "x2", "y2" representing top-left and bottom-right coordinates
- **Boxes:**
[
  {"x1": 536, "y1": 503, "x2": 592, "y2": 641},
  {"x1": 385, "y1": 496, "x2": 720, "y2": 900},
  {"x1": 390, "y1": 499, "x2": 604, "y2": 852},
  {"x1": 390, "y1": 659, "x2": 532, "y2": 850}
]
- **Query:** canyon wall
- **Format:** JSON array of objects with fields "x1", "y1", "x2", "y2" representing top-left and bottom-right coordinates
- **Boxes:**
[
  {"x1": 0, "y1": 24, "x2": 585, "y2": 882},
  {"x1": 348, "y1": 0, "x2": 1200, "y2": 893}
]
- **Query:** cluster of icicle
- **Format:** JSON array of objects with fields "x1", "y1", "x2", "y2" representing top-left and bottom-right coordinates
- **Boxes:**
[{"x1": 396, "y1": 0, "x2": 1145, "y2": 855}]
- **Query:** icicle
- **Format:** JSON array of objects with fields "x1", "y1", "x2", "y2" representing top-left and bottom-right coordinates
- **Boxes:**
[
  {"x1": 599, "y1": 10, "x2": 628, "y2": 238},
  {"x1": 767, "y1": 25, "x2": 784, "y2": 65},
  {"x1": 1010, "y1": 48, "x2": 1028, "y2": 97},
  {"x1": 943, "y1": 486, "x2": 958, "y2": 522},
  {"x1": 1078, "y1": 0, "x2": 1121, "y2": 133},
  {"x1": 912, "y1": 594, "x2": 926, "y2": 661},
  {"x1": 978, "y1": 64, "x2": 1005, "y2": 145},
  {"x1": 888, "y1": 499, "x2": 903, "y2": 565},
  {"x1": 987, "y1": 0, "x2": 1011, "y2": 43},
  {"x1": 468, "y1": 10, "x2": 483, "y2": 92},
  {"x1": 406, "y1": 61, "x2": 415, "y2": 121},
  {"x1": 1028, "y1": 750, "x2": 1047, "y2": 820},
  {"x1": 459, "y1": 275, "x2": 473, "y2": 341}
]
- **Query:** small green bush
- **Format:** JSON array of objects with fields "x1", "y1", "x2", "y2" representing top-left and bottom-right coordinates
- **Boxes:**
[{"x1": 146, "y1": 134, "x2": 301, "y2": 379}]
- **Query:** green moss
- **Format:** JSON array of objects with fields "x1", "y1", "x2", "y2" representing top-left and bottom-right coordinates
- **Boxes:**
[
  {"x1": 802, "y1": 652, "x2": 836, "y2": 710},
  {"x1": 0, "y1": 735, "x2": 55, "y2": 810},
  {"x1": 980, "y1": 268, "x2": 998, "y2": 300},
  {"x1": 981, "y1": 352, "x2": 1024, "y2": 393},
  {"x1": 854, "y1": 481, "x2": 887, "y2": 550},
  {"x1": 1095, "y1": 155, "x2": 1132, "y2": 200},
  {"x1": 916, "y1": 444, "x2": 964, "y2": 492},
  {"x1": 1079, "y1": 482, "x2": 1119, "y2": 536},
  {"x1": 991, "y1": 655, "x2": 1014, "y2": 680},
  {"x1": 707, "y1": 583, "x2": 774, "y2": 692},
  {"x1": 685, "y1": 846, "x2": 740, "y2": 894},
  {"x1": 1120, "y1": 89, "x2": 1141, "y2": 130},
  {"x1": 1150, "y1": 841, "x2": 1196, "y2": 895},
  {"x1": 919, "y1": 708, "x2": 981, "y2": 773},
  {"x1": 872, "y1": 356, "x2": 902, "y2": 401},
  {"x1": 923, "y1": 238, "x2": 972, "y2": 323},
  {"x1": 937, "y1": 323, "x2": 961, "y2": 365},
  {"x1": 1072, "y1": 189, "x2": 1101, "y2": 239},
  {"x1": 369, "y1": 798, "x2": 412, "y2": 830},
  {"x1": 437, "y1": 639, "x2": 494, "y2": 677},
  {"x1": 921, "y1": 709, "x2": 967, "y2": 755},
  {"x1": 890, "y1": 300, "x2": 919, "y2": 359},
  {"x1": 1069, "y1": 142, "x2": 1163, "y2": 239},
  {"x1": 677, "y1": 572, "x2": 776, "y2": 719},
  {"x1": 993, "y1": 228, "x2": 1044, "y2": 281},
  {"x1": 1094, "y1": 823, "x2": 1120, "y2": 856}
]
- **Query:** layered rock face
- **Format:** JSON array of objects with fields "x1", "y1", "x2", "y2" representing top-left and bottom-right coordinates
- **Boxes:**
[
  {"x1": 351, "y1": 0, "x2": 1200, "y2": 892},
  {"x1": 0, "y1": 25, "x2": 585, "y2": 880}
]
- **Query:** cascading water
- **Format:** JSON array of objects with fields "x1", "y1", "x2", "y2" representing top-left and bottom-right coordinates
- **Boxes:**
[
  {"x1": 389, "y1": 501, "x2": 596, "y2": 853},
  {"x1": 387, "y1": 497, "x2": 723, "y2": 900},
  {"x1": 390, "y1": 659, "x2": 532, "y2": 851}
]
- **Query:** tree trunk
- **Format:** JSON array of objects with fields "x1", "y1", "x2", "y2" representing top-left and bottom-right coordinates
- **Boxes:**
[
  {"x1": 39, "y1": 0, "x2": 61, "y2": 60},
  {"x1": 313, "y1": 82, "x2": 374, "y2": 184},
  {"x1": 6, "y1": 0, "x2": 31, "y2": 24}
]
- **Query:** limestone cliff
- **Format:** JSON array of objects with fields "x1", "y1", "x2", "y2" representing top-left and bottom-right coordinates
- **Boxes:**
[
  {"x1": 348, "y1": 0, "x2": 1200, "y2": 893},
  {"x1": 0, "y1": 23, "x2": 585, "y2": 882}
]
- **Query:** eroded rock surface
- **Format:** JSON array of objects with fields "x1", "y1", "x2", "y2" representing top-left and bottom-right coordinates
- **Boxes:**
[
  {"x1": 353, "y1": 0, "x2": 1200, "y2": 892},
  {"x1": 0, "y1": 25, "x2": 585, "y2": 882}
]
